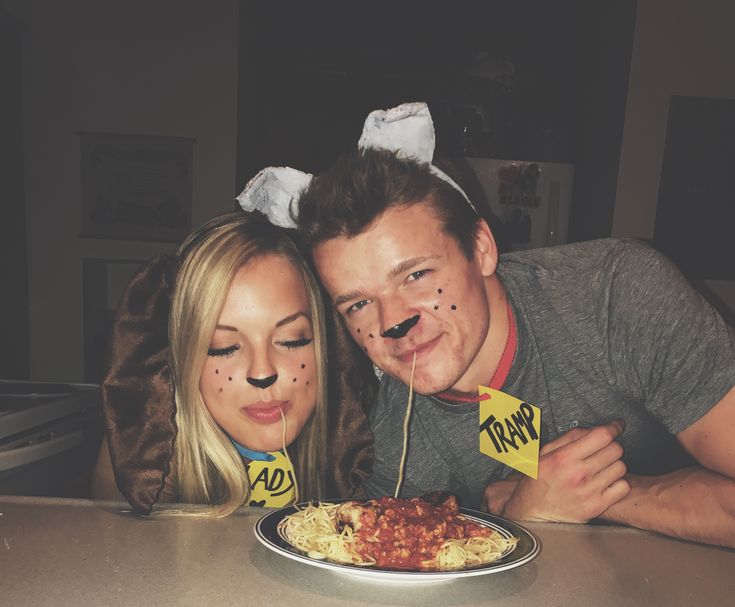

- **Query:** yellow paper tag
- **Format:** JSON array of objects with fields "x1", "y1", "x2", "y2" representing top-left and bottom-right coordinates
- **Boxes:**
[
  {"x1": 247, "y1": 451, "x2": 296, "y2": 508},
  {"x1": 479, "y1": 386, "x2": 541, "y2": 479}
]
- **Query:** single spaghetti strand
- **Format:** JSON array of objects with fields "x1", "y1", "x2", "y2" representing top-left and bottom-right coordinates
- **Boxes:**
[
  {"x1": 394, "y1": 352, "x2": 417, "y2": 498},
  {"x1": 279, "y1": 407, "x2": 299, "y2": 505}
]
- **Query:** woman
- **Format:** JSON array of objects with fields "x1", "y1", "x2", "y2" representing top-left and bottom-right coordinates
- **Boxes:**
[
  {"x1": 91, "y1": 210, "x2": 373, "y2": 516},
  {"x1": 169, "y1": 210, "x2": 327, "y2": 515}
]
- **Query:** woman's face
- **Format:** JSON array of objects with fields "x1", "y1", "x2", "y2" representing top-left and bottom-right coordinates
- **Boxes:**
[{"x1": 199, "y1": 253, "x2": 318, "y2": 453}]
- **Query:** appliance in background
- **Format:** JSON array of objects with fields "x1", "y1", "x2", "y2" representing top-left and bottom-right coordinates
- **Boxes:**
[
  {"x1": 0, "y1": 380, "x2": 104, "y2": 498},
  {"x1": 465, "y1": 158, "x2": 575, "y2": 251}
]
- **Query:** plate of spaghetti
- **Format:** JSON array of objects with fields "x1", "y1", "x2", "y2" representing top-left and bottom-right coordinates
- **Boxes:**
[{"x1": 254, "y1": 492, "x2": 540, "y2": 582}]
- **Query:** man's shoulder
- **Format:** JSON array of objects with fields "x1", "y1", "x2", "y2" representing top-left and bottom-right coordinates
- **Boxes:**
[{"x1": 498, "y1": 238, "x2": 659, "y2": 281}]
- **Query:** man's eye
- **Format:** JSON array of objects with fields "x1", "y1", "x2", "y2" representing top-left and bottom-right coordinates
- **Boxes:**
[
  {"x1": 279, "y1": 337, "x2": 313, "y2": 350},
  {"x1": 346, "y1": 300, "x2": 370, "y2": 315},
  {"x1": 207, "y1": 345, "x2": 240, "y2": 358},
  {"x1": 408, "y1": 269, "x2": 430, "y2": 281}
]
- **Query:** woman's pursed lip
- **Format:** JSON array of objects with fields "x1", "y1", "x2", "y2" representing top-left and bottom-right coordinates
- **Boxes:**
[{"x1": 240, "y1": 401, "x2": 290, "y2": 423}]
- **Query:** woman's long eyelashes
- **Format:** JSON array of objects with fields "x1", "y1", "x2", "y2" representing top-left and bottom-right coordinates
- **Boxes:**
[
  {"x1": 279, "y1": 337, "x2": 313, "y2": 350},
  {"x1": 207, "y1": 344, "x2": 240, "y2": 358}
]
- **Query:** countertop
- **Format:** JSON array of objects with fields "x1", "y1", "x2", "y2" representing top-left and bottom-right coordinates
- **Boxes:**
[{"x1": 1, "y1": 495, "x2": 733, "y2": 606}]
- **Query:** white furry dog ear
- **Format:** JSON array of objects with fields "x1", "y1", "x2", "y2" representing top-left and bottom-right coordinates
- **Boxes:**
[
  {"x1": 236, "y1": 166, "x2": 313, "y2": 229},
  {"x1": 358, "y1": 102, "x2": 436, "y2": 164},
  {"x1": 358, "y1": 102, "x2": 477, "y2": 214}
]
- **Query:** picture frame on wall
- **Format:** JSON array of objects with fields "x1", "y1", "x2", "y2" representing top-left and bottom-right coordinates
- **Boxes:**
[{"x1": 79, "y1": 132, "x2": 194, "y2": 242}]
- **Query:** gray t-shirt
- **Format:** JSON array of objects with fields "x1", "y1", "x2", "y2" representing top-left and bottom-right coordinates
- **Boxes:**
[{"x1": 363, "y1": 239, "x2": 735, "y2": 509}]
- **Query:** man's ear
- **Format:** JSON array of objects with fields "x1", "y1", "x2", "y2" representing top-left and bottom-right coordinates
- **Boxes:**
[{"x1": 473, "y1": 219, "x2": 499, "y2": 277}]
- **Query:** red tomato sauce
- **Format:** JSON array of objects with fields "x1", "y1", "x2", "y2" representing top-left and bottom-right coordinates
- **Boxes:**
[{"x1": 352, "y1": 497, "x2": 490, "y2": 570}]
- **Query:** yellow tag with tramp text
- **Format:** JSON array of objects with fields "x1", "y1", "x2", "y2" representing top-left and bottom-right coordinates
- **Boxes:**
[{"x1": 479, "y1": 386, "x2": 541, "y2": 479}]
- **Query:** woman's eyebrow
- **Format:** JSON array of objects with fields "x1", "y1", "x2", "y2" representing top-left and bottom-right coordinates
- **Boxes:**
[
  {"x1": 215, "y1": 324, "x2": 238, "y2": 331},
  {"x1": 275, "y1": 311, "x2": 309, "y2": 328}
]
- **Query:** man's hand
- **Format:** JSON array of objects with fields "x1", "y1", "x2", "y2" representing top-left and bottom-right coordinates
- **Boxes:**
[{"x1": 494, "y1": 420, "x2": 631, "y2": 523}]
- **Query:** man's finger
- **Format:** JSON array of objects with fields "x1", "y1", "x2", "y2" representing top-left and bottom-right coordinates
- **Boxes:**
[
  {"x1": 592, "y1": 459, "x2": 628, "y2": 493},
  {"x1": 540, "y1": 427, "x2": 589, "y2": 456},
  {"x1": 564, "y1": 419, "x2": 626, "y2": 460},
  {"x1": 601, "y1": 476, "x2": 631, "y2": 505},
  {"x1": 584, "y1": 440, "x2": 624, "y2": 472}
]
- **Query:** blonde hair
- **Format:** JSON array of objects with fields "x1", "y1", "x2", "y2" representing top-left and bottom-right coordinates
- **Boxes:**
[{"x1": 167, "y1": 211, "x2": 327, "y2": 517}]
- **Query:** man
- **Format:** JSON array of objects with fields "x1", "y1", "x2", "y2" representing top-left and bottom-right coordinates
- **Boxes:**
[{"x1": 296, "y1": 134, "x2": 735, "y2": 547}]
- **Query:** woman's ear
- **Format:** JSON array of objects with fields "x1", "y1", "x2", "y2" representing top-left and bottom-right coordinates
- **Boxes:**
[{"x1": 474, "y1": 219, "x2": 499, "y2": 277}]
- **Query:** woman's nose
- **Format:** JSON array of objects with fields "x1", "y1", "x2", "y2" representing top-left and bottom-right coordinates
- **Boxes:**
[
  {"x1": 246, "y1": 348, "x2": 278, "y2": 388},
  {"x1": 247, "y1": 374, "x2": 278, "y2": 389}
]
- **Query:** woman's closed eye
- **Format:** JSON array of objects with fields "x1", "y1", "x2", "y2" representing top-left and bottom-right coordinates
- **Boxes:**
[
  {"x1": 207, "y1": 344, "x2": 240, "y2": 358},
  {"x1": 278, "y1": 337, "x2": 313, "y2": 350}
]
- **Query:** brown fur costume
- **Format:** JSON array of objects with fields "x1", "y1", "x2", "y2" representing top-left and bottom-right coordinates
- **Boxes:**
[{"x1": 101, "y1": 254, "x2": 375, "y2": 514}]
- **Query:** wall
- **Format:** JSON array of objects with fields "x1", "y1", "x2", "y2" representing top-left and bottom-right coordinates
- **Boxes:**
[
  {"x1": 22, "y1": 1, "x2": 239, "y2": 381},
  {"x1": 613, "y1": 0, "x2": 735, "y2": 313}
]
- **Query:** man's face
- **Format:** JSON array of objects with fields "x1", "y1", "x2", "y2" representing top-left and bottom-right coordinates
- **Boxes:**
[{"x1": 312, "y1": 201, "x2": 498, "y2": 394}]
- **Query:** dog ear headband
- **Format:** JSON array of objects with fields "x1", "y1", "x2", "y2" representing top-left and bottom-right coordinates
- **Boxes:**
[{"x1": 236, "y1": 101, "x2": 477, "y2": 220}]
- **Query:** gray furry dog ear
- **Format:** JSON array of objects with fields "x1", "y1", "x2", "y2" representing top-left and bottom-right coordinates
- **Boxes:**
[{"x1": 236, "y1": 166, "x2": 313, "y2": 228}]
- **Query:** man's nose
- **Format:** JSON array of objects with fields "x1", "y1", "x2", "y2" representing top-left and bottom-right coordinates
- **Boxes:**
[
  {"x1": 378, "y1": 294, "x2": 420, "y2": 340},
  {"x1": 380, "y1": 314, "x2": 420, "y2": 339}
]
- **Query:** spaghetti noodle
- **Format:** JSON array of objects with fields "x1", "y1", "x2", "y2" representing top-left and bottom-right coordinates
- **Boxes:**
[{"x1": 279, "y1": 495, "x2": 518, "y2": 571}]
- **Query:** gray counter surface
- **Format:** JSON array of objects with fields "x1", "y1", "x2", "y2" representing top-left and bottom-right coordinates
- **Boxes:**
[{"x1": 1, "y1": 495, "x2": 733, "y2": 606}]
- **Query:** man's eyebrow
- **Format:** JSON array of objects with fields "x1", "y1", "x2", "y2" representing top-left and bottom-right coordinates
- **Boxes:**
[
  {"x1": 332, "y1": 256, "x2": 438, "y2": 309},
  {"x1": 387, "y1": 256, "x2": 437, "y2": 281},
  {"x1": 333, "y1": 290, "x2": 366, "y2": 309}
]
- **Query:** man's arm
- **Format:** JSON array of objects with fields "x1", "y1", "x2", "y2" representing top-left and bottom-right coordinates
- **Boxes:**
[
  {"x1": 599, "y1": 385, "x2": 735, "y2": 547},
  {"x1": 486, "y1": 386, "x2": 735, "y2": 548}
]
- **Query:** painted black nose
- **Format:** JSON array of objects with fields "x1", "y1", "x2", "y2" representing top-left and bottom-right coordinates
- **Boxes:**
[
  {"x1": 247, "y1": 374, "x2": 278, "y2": 389},
  {"x1": 380, "y1": 314, "x2": 420, "y2": 339}
]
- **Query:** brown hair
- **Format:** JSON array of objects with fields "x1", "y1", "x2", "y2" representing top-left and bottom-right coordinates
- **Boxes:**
[{"x1": 296, "y1": 149, "x2": 482, "y2": 258}]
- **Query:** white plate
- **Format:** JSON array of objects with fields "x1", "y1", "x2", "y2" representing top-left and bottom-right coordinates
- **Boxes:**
[{"x1": 254, "y1": 500, "x2": 540, "y2": 584}]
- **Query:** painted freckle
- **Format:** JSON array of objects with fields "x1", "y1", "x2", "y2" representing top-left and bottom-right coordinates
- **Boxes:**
[
  {"x1": 434, "y1": 305, "x2": 439, "y2": 310},
  {"x1": 438, "y1": 288, "x2": 443, "y2": 294},
  {"x1": 228, "y1": 376, "x2": 232, "y2": 381},
  {"x1": 369, "y1": 333, "x2": 374, "y2": 339},
  {"x1": 215, "y1": 369, "x2": 219, "y2": 374},
  {"x1": 306, "y1": 381, "x2": 310, "y2": 386},
  {"x1": 219, "y1": 387, "x2": 223, "y2": 393},
  {"x1": 451, "y1": 305, "x2": 457, "y2": 310},
  {"x1": 301, "y1": 363, "x2": 306, "y2": 369},
  {"x1": 357, "y1": 328, "x2": 360, "y2": 334},
  {"x1": 292, "y1": 378, "x2": 297, "y2": 383}
]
